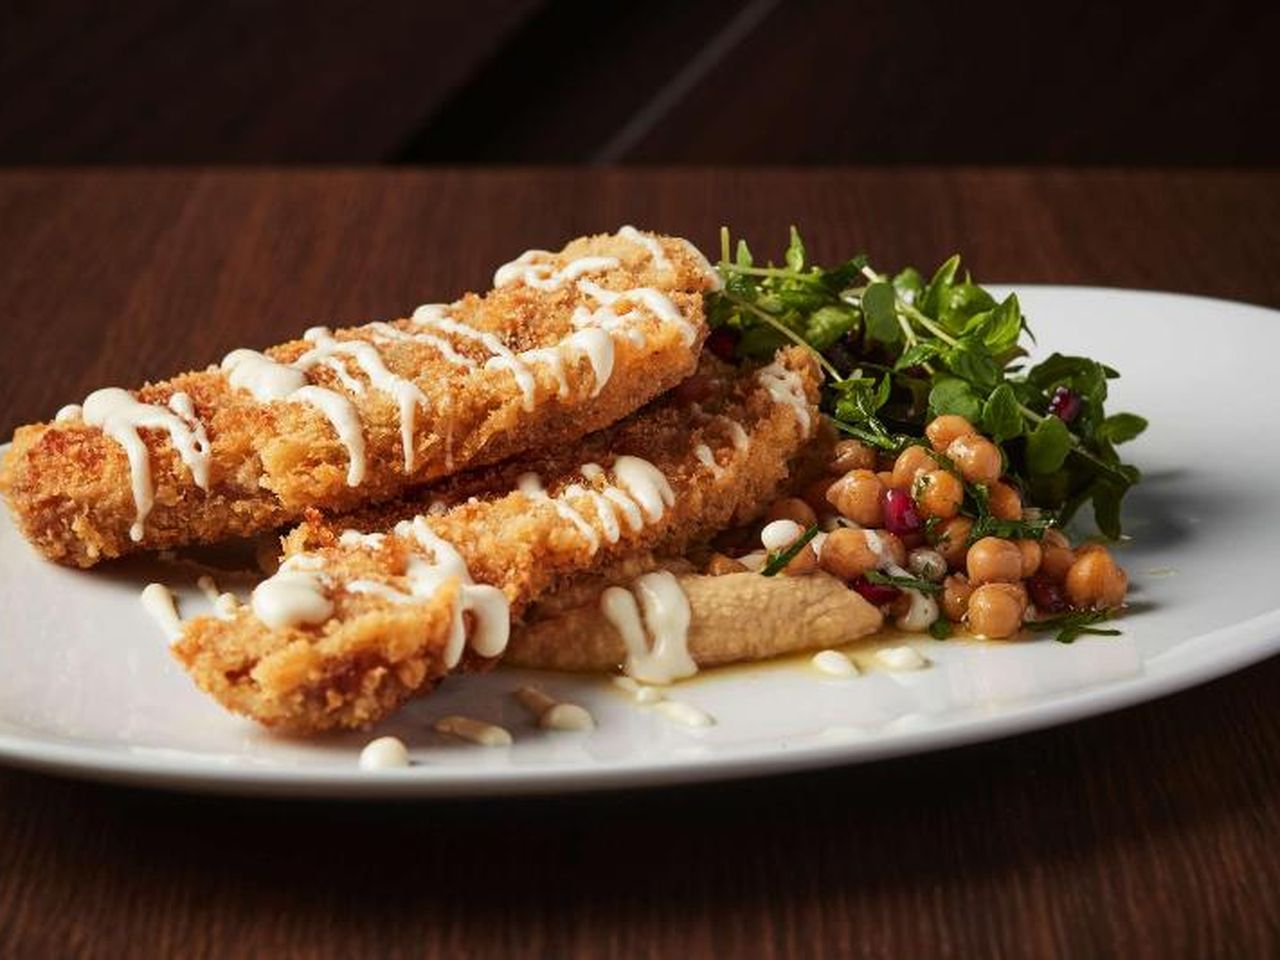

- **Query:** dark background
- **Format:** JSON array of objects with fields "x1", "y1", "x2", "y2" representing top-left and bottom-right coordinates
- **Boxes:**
[{"x1": 2, "y1": 0, "x2": 1276, "y2": 166}]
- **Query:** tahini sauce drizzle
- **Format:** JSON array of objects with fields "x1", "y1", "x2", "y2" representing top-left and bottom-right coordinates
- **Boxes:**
[
  {"x1": 600, "y1": 570, "x2": 696, "y2": 684},
  {"x1": 81, "y1": 388, "x2": 213, "y2": 541}
]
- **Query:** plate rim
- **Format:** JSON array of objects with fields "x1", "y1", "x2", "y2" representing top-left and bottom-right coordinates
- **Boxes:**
[{"x1": 2, "y1": 283, "x2": 1278, "y2": 798}]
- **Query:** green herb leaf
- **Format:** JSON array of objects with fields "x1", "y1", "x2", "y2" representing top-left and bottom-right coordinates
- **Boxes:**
[
  {"x1": 919, "y1": 254, "x2": 961, "y2": 320},
  {"x1": 784, "y1": 226, "x2": 806, "y2": 272},
  {"x1": 1031, "y1": 609, "x2": 1121, "y2": 644},
  {"x1": 981, "y1": 383, "x2": 1024, "y2": 443},
  {"x1": 865, "y1": 570, "x2": 942, "y2": 594},
  {"x1": 862, "y1": 281, "x2": 901, "y2": 345},
  {"x1": 1097, "y1": 412, "x2": 1149, "y2": 444},
  {"x1": 804, "y1": 304, "x2": 859, "y2": 350},
  {"x1": 893, "y1": 267, "x2": 925, "y2": 302},
  {"x1": 965, "y1": 293, "x2": 1022, "y2": 354},
  {"x1": 928, "y1": 376, "x2": 984, "y2": 422},
  {"x1": 1027, "y1": 415, "x2": 1072, "y2": 474},
  {"x1": 761, "y1": 524, "x2": 820, "y2": 577},
  {"x1": 929, "y1": 618, "x2": 954, "y2": 640},
  {"x1": 894, "y1": 340, "x2": 946, "y2": 371}
]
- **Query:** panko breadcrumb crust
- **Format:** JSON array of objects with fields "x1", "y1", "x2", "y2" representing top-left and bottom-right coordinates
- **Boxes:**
[
  {"x1": 172, "y1": 349, "x2": 821, "y2": 733},
  {"x1": 1, "y1": 232, "x2": 714, "y2": 567}
]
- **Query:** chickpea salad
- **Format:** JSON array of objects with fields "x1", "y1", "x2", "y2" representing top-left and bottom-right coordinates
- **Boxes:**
[{"x1": 705, "y1": 228, "x2": 1147, "y2": 643}]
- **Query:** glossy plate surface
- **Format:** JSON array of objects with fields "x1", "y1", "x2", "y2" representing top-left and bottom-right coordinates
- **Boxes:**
[{"x1": 1, "y1": 286, "x2": 1276, "y2": 796}]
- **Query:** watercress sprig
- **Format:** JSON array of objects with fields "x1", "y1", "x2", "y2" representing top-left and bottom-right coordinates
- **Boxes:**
[{"x1": 708, "y1": 227, "x2": 1147, "y2": 538}]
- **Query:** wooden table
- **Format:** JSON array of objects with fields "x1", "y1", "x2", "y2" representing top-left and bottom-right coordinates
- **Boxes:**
[{"x1": 1, "y1": 169, "x2": 1277, "y2": 958}]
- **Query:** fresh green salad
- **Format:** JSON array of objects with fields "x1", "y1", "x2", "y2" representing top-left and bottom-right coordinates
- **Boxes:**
[{"x1": 706, "y1": 227, "x2": 1147, "y2": 540}]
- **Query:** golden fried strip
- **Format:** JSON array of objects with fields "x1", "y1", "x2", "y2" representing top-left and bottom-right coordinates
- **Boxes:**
[
  {"x1": 505, "y1": 568, "x2": 882, "y2": 674},
  {"x1": 171, "y1": 349, "x2": 821, "y2": 733},
  {"x1": 1, "y1": 229, "x2": 716, "y2": 567}
]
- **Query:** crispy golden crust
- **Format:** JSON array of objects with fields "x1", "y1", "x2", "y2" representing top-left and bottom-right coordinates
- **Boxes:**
[
  {"x1": 171, "y1": 349, "x2": 821, "y2": 734},
  {"x1": 1, "y1": 231, "x2": 715, "y2": 567}
]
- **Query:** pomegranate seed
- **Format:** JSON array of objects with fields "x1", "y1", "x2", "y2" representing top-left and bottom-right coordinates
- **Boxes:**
[
  {"x1": 1047, "y1": 385, "x2": 1082, "y2": 423},
  {"x1": 850, "y1": 577, "x2": 901, "y2": 606},
  {"x1": 882, "y1": 488, "x2": 922, "y2": 536},
  {"x1": 707, "y1": 327, "x2": 739, "y2": 360},
  {"x1": 1027, "y1": 574, "x2": 1067, "y2": 614}
]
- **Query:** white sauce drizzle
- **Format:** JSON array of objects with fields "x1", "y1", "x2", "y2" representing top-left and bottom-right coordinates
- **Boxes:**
[
  {"x1": 196, "y1": 574, "x2": 240, "y2": 618},
  {"x1": 413, "y1": 312, "x2": 539, "y2": 412},
  {"x1": 812, "y1": 649, "x2": 858, "y2": 677},
  {"x1": 518, "y1": 472, "x2": 600, "y2": 552},
  {"x1": 678, "y1": 237, "x2": 724, "y2": 291},
  {"x1": 514, "y1": 686, "x2": 595, "y2": 730},
  {"x1": 518, "y1": 455, "x2": 672, "y2": 555},
  {"x1": 297, "y1": 327, "x2": 429, "y2": 472},
  {"x1": 434, "y1": 715, "x2": 513, "y2": 747},
  {"x1": 862, "y1": 529, "x2": 940, "y2": 632},
  {"x1": 611, "y1": 455, "x2": 676, "y2": 521},
  {"x1": 250, "y1": 555, "x2": 334, "y2": 630},
  {"x1": 140, "y1": 583, "x2": 183, "y2": 641},
  {"x1": 693, "y1": 443, "x2": 724, "y2": 478},
  {"x1": 578, "y1": 280, "x2": 697, "y2": 347},
  {"x1": 756, "y1": 361, "x2": 812, "y2": 436},
  {"x1": 874, "y1": 645, "x2": 929, "y2": 671},
  {"x1": 391, "y1": 517, "x2": 510, "y2": 667},
  {"x1": 601, "y1": 570, "x2": 696, "y2": 684},
  {"x1": 366, "y1": 320, "x2": 477, "y2": 369},
  {"x1": 654, "y1": 699, "x2": 715, "y2": 728},
  {"x1": 359, "y1": 736, "x2": 410, "y2": 769},
  {"x1": 612, "y1": 675, "x2": 666, "y2": 703},
  {"x1": 494, "y1": 252, "x2": 620, "y2": 291},
  {"x1": 55, "y1": 403, "x2": 83, "y2": 422},
  {"x1": 618, "y1": 225, "x2": 673, "y2": 274},
  {"x1": 248, "y1": 519, "x2": 508, "y2": 668},
  {"x1": 761, "y1": 519, "x2": 804, "y2": 552},
  {"x1": 81, "y1": 388, "x2": 213, "y2": 541},
  {"x1": 221, "y1": 349, "x2": 367, "y2": 485}
]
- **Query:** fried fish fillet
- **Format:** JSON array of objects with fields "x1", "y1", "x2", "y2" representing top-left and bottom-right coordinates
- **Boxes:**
[
  {"x1": 171, "y1": 348, "x2": 820, "y2": 733},
  {"x1": 1, "y1": 228, "x2": 717, "y2": 567}
]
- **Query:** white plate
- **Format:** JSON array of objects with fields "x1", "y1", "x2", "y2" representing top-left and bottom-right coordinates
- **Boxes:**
[{"x1": 1, "y1": 286, "x2": 1277, "y2": 797}]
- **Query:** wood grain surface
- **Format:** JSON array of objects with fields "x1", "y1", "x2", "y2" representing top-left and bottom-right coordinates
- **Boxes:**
[{"x1": 0, "y1": 169, "x2": 1277, "y2": 958}]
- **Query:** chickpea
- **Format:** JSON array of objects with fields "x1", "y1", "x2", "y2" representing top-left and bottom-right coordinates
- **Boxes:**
[
  {"x1": 1064, "y1": 548, "x2": 1128, "y2": 609},
  {"x1": 826, "y1": 470, "x2": 885, "y2": 526},
  {"x1": 934, "y1": 516, "x2": 974, "y2": 569},
  {"x1": 1016, "y1": 539, "x2": 1043, "y2": 578},
  {"x1": 942, "y1": 573, "x2": 973, "y2": 621},
  {"x1": 987, "y1": 481, "x2": 1023, "y2": 521},
  {"x1": 914, "y1": 469, "x2": 963, "y2": 520},
  {"x1": 829, "y1": 439, "x2": 877, "y2": 474},
  {"x1": 890, "y1": 445, "x2": 937, "y2": 490},
  {"x1": 1042, "y1": 528, "x2": 1071, "y2": 550},
  {"x1": 818, "y1": 528, "x2": 878, "y2": 580},
  {"x1": 800, "y1": 476, "x2": 837, "y2": 515},
  {"x1": 967, "y1": 583, "x2": 1026, "y2": 639},
  {"x1": 1040, "y1": 541, "x2": 1076, "y2": 582},
  {"x1": 766, "y1": 497, "x2": 818, "y2": 528},
  {"x1": 781, "y1": 542, "x2": 820, "y2": 576},
  {"x1": 706, "y1": 553, "x2": 747, "y2": 576},
  {"x1": 907, "y1": 547, "x2": 948, "y2": 582},
  {"x1": 966, "y1": 536, "x2": 1024, "y2": 585},
  {"x1": 926, "y1": 414, "x2": 977, "y2": 452},
  {"x1": 946, "y1": 434, "x2": 1003, "y2": 485},
  {"x1": 873, "y1": 530, "x2": 908, "y2": 567}
]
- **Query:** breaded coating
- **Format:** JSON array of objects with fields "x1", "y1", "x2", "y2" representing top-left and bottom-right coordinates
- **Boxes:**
[
  {"x1": 1, "y1": 229, "x2": 717, "y2": 567},
  {"x1": 172, "y1": 349, "x2": 821, "y2": 733}
]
